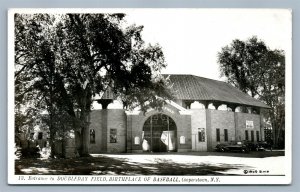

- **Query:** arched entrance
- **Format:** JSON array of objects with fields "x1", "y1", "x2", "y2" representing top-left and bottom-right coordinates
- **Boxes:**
[{"x1": 142, "y1": 113, "x2": 177, "y2": 152}]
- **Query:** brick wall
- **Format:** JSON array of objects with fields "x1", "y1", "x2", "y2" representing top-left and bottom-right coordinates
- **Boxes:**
[
  {"x1": 176, "y1": 115, "x2": 192, "y2": 152},
  {"x1": 209, "y1": 110, "x2": 235, "y2": 151},
  {"x1": 89, "y1": 107, "x2": 262, "y2": 153},
  {"x1": 235, "y1": 112, "x2": 261, "y2": 142},
  {"x1": 206, "y1": 110, "x2": 261, "y2": 151},
  {"x1": 126, "y1": 113, "x2": 144, "y2": 152},
  {"x1": 89, "y1": 109, "x2": 127, "y2": 153},
  {"x1": 88, "y1": 110, "x2": 103, "y2": 153},
  {"x1": 126, "y1": 106, "x2": 192, "y2": 153},
  {"x1": 106, "y1": 109, "x2": 127, "y2": 153},
  {"x1": 190, "y1": 109, "x2": 207, "y2": 151}
]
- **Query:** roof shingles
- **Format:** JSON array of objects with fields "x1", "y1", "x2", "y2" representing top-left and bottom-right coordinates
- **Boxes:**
[{"x1": 164, "y1": 74, "x2": 269, "y2": 109}]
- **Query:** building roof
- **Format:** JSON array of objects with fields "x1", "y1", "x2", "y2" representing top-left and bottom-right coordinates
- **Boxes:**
[{"x1": 165, "y1": 74, "x2": 270, "y2": 109}]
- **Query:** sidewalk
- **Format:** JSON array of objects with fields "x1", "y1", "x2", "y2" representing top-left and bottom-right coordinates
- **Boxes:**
[{"x1": 99, "y1": 150, "x2": 285, "y2": 158}]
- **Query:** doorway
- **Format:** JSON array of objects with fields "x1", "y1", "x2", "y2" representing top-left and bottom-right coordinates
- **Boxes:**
[{"x1": 142, "y1": 113, "x2": 177, "y2": 152}]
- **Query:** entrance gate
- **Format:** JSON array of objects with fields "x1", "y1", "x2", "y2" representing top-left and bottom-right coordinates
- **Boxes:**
[{"x1": 142, "y1": 113, "x2": 177, "y2": 152}]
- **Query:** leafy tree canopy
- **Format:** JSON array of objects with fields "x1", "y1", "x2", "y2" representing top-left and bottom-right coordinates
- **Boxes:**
[
  {"x1": 15, "y1": 13, "x2": 173, "y2": 156},
  {"x1": 217, "y1": 36, "x2": 285, "y2": 148}
]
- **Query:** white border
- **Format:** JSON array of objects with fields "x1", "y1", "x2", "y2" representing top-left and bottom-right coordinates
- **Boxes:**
[
  {"x1": 8, "y1": 9, "x2": 15, "y2": 185},
  {"x1": 7, "y1": 8, "x2": 292, "y2": 185}
]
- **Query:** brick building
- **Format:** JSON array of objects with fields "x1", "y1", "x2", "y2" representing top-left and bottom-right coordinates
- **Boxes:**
[{"x1": 89, "y1": 74, "x2": 269, "y2": 153}]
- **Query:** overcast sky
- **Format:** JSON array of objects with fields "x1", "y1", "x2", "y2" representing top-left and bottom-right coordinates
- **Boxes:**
[{"x1": 124, "y1": 9, "x2": 291, "y2": 81}]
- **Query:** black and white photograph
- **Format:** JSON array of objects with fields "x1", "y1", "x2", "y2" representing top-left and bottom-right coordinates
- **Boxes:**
[{"x1": 8, "y1": 8, "x2": 292, "y2": 184}]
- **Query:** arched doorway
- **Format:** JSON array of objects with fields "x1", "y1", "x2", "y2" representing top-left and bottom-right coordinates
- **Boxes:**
[{"x1": 142, "y1": 113, "x2": 177, "y2": 152}]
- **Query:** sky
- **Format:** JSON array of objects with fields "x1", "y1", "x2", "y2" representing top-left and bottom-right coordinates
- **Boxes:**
[
  {"x1": 13, "y1": 9, "x2": 290, "y2": 110},
  {"x1": 124, "y1": 9, "x2": 291, "y2": 81},
  {"x1": 93, "y1": 9, "x2": 291, "y2": 109}
]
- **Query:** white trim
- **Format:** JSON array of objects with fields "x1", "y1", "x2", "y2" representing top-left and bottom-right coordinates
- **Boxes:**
[
  {"x1": 179, "y1": 110, "x2": 192, "y2": 115},
  {"x1": 165, "y1": 100, "x2": 192, "y2": 115},
  {"x1": 124, "y1": 100, "x2": 193, "y2": 116},
  {"x1": 125, "y1": 110, "x2": 141, "y2": 115}
]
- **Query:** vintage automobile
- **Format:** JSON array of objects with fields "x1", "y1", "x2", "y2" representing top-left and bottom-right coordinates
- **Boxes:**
[
  {"x1": 225, "y1": 141, "x2": 249, "y2": 153},
  {"x1": 215, "y1": 140, "x2": 272, "y2": 153},
  {"x1": 215, "y1": 141, "x2": 249, "y2": 153},
  {"x1": 242, "y1": 141, "x2": 260, "y2": 151},
  {"x1": 214, "y1": 143, "x2": 229, "y2": 152},
  {"x1": 257, "y1": 141, "x2": 272, "y2": 151}
]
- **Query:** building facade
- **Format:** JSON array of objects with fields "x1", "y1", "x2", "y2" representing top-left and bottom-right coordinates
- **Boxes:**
[{"x1": 89, "y1": 75, "x2": 269, "y2": 153}]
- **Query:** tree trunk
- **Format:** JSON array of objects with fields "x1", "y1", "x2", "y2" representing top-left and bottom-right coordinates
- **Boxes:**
[
  {"x1": 49, "y1": 110, "x2": 56, "y2": 158},
  {"x1": 75, "y1": 124, "x2": 90, "y2": 157},
  {"x1": 269, "y1": 111, "x2": 277, "y2": 148},
  {"x1": 81, "y1": 125, "x2": 90, "y2": 156},
  {"x1": 275, "y1": 115, "x2": 285, "y2": 149},
  {"x1": 75, "y1": 130, "x2": 82, "y2": 156},
  {"x1": 49, "y1": 129, "x2": 56, "y2": 158},
  {"x1": 76, "y1": 92, "x2": 91, "y2": 157}
]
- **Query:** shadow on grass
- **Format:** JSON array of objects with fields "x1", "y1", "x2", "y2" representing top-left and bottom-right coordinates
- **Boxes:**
[{"x1": 15, "y1": 155, "x2": 246, "y2": 176}]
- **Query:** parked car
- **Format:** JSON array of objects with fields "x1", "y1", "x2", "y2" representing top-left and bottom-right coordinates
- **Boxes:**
[
  {"x1": 214, "y1": 143, "x2": 229, "y2": 152},
  {"x1": 257, "y1": 141, "x2": 272, "y2": 151},
  {"x1": 224, "y1": 141, "x2": 249, "y2": 153},
  {"x1": 215, "y1": 142, "x2": 249, "y2": 153},
  {"x1": 242, "y1": 141, "x2": 260, "y2": 151}
]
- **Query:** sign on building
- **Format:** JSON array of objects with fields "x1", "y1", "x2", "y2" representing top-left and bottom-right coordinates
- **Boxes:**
[{"x1": 246, "y1": 120, "x2": 254, "y2": 129}]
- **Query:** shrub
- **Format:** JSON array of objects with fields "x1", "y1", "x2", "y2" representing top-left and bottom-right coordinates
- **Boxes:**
[{"x1": 19, "y1": 147, "x2": 41, "y2": 158}]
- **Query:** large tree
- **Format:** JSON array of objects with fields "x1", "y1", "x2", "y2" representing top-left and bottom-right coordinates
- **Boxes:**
[
  {"x1": 15, "y1": 13, "x2": 172, "y2": 157},
  {"x1": 217, "y1": 36, "x2": 285, "y2": 148}
]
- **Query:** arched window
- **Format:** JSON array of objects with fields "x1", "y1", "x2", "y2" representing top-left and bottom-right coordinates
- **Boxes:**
[
  {"x1": 90, "y1": 129, "x2": 95, "y2": 144},
  {"x1": 190, "y1": 101, "x2": 205, "y2": 109}
]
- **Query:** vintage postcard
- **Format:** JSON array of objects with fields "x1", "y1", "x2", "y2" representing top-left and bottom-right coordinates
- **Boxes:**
[{"x1": 8, "y1": 8, "x2": 292, "y2": 185}]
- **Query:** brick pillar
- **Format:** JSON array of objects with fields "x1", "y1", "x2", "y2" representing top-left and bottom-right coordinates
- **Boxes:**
[
  {"x1": 260, "y1": 109, "x2": 265, "y2": 141},
  {"x1": 96, "y1": 99, "x2": 113, "y2": 152},
  {"x1": 101, "y1": 110, "x2": 108, "y2": 152},
  {"x1": 206, "y1": 109, "x2": 212, "y2": 151},
  {"x1": 126, "y1": 115, "x2": 133, "y2": 153},
  {"x1": 234, "y1": 112, "x2": 239, "y2": 141}
]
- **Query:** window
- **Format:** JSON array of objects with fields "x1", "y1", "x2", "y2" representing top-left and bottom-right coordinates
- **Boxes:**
[
  {"x1": 90, "y1": 129, "x2": 95, "y2": 144},
  {"x1": 245, "y1": 130, "x2": 249, "y2": 141},
  {"x1": 161, "y1": 114, "x2": 167, "y2": 121},
  {"x1": 30, "y1": 133, "x2": 34, "y2": 140},
  {"x1": 256, "y1": 131, "x2": 260, "y2": 142},
  {"x1": 180, "y1": 136, "x2": 185, "y2": 144},
  {"x1": 198, "y1": 128, "x2": 205, "y2": 142},
  {"x1": 251, "y1": 130, "x2": 254, "y2": 142},
  {"x1": 110, "y1": 129, "x2": 117, "y2": 143},
  {"x1": 246, "y1": 120, "x2": 254, "y2": 129},
  {"x1": 216, "y1": 128, "x2": 220, "y2": 142},
  {"x1": 224, "y1": 129, "x2": 228, "y2": 142},
  {"x1": 134, "y1": 136, "x2": 140, "y2": 145},
  {"x1": 38, "y1": 132, "x2": 43, "y2": 140}
]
